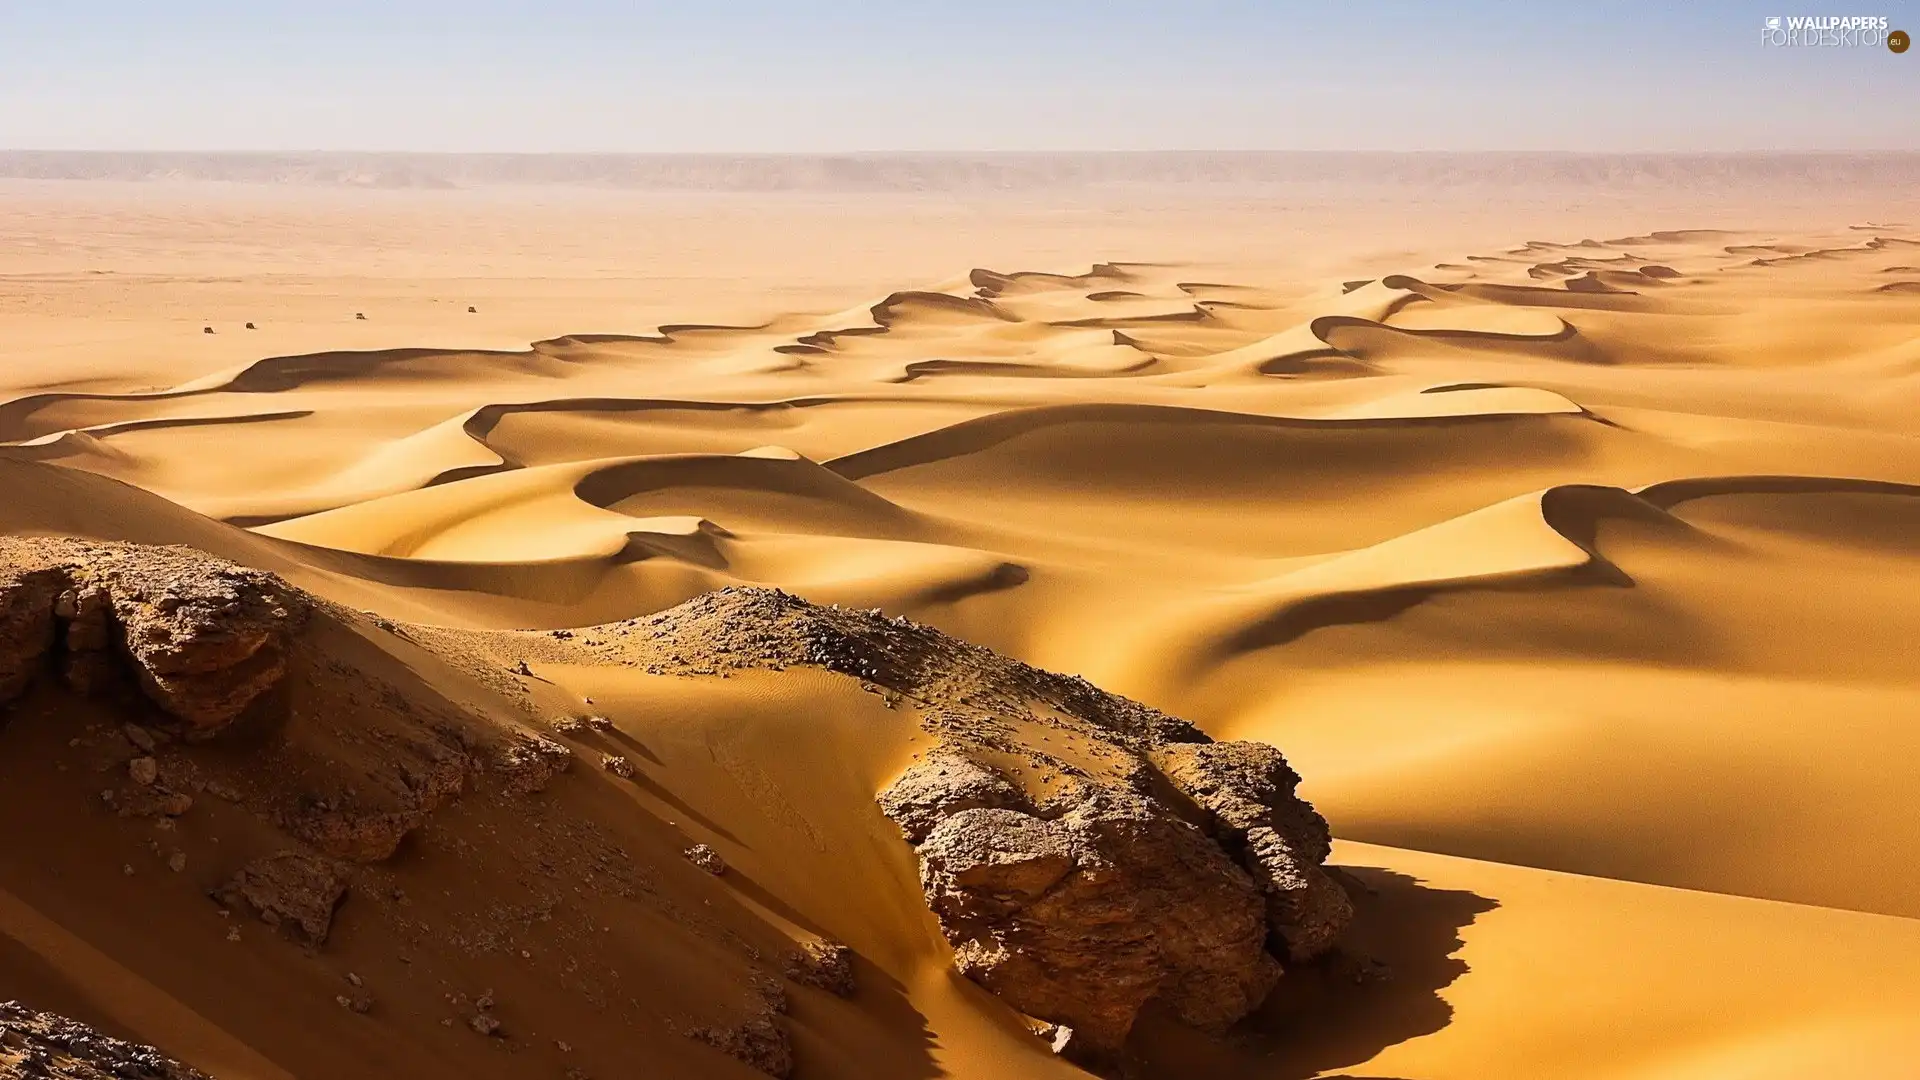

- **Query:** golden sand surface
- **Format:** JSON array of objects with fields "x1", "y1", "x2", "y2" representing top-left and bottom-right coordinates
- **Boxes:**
[{"x1": 1, "y1": 168, "x2": 1917, "y2": 1079}]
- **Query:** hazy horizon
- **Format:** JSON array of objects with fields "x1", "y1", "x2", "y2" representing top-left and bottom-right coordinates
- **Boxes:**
[{"x1": 4, "y1": 1, "x2": 1917, "y2": 154}]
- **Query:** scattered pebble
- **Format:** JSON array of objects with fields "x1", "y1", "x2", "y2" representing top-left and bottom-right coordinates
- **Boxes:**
[
  {"x1": 468, "y1": 1014, "x2": 501, "y2": 1037},
  {"x1": 128, "y1": 757, "x2": 159, "y2": 786},
  {"x1": 599, "y1": 754, "x2": 634, "y2": 779},
  {"x1": 684, "y1": 844, "x2": 726, "y2": 875},
  {"x1": 167, "y1": 853, "x2": 187, "y2": 873}
]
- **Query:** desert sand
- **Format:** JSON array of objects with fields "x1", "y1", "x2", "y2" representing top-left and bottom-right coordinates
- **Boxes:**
[{"x1": 1, "y1": 156, "x2": 1918, "y2": 1079}]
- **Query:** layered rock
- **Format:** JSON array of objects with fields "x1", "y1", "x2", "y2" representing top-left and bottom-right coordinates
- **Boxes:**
[
  {"x1": 0, "y1": 538, "x2": 307, "y2": 737},
  {"x1": 916, "y1": 794, "x2": 1279, "y2": 1053},
  {"x1": 1149, "y1": 741, "x2": 1352, "y2": 962}
]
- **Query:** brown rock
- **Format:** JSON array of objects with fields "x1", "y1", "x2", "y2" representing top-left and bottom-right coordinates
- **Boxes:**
[
  {"x1": 784, "y1": 939, "x2": 855, "y2": 996},
  {"x1": 292, "y1": 807, "x2": 424, "y2": 863},
  {"x1": 878, "y1": 752, "x2": 1029, "y2": 844},
  {"x1": 1149, "y1": 741, "x2": 1350, "y2": 962},
  {"x1": 0, "y1": 1000, "x2": 212, "y2": 1079},
  {"x1": 688, "y1": 1015, "x2": 792, "y2": 1079},
  {"x1": 599, "y1": 754, "x2": 634, "y2": 779},
  {"x1": 127, "y1": 757, "x2": 159, "y2": 786},
  {"x1": 0, "y1": 565, "x2": 61, "y2": 703},
  {"x1": 916, "y1": 795, "x2": 1279, "y2": 1056},
  {"x1": 468, "y1": 1014, "x2": 501, "y2": 1037},
  {"x1": 494, "y1": 732, "x2": 573, "y2": 795},
  {"x1": 211, "y1": 852, "x2": 349, "y2": 944},
  {"x1": 684, "y1": 844, "x2": 726, "y2": 875}
]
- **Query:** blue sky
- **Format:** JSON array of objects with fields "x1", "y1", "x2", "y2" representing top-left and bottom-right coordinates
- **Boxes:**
[{"x1": 0, "y1": 1, "x2": 1914, "y2": 151}]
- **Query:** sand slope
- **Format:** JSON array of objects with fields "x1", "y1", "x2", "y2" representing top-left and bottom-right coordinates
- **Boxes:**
[{"x1": 2, "y1": 188, "x2": 1919, "y2": 1079}]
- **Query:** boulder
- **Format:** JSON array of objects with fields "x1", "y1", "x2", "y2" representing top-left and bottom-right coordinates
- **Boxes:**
[
  {"x1": 877, "y1": 752, "x2": 1028, "y2": 843},
  {"x1": 915, "y1": 795, "x2": 1279, "y2": 1056},
  {"x1": 1149, "y1": 741, "x2": 1351, "y2": 962},
  {"x1": 212, "y1": 852, "x2": 350, "y2": 944},
  {"x1": 493, "y1": 732, "x2": 573, "y2": 795}
]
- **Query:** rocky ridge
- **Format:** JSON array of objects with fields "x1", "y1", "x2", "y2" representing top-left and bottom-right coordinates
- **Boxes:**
[{"x1": 557, "y1": 587, "x2": 1353, "y2": 1061}]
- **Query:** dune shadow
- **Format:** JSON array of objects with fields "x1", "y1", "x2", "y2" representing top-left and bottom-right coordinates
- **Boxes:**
[{"x1": 1124, "y1": 865, "x2": 1496, "y2": 1079}]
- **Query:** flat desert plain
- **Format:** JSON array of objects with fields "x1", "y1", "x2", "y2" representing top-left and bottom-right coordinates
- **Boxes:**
[{"x1": 1, "y1": 156, "x2": 1918, "y2": 1080}]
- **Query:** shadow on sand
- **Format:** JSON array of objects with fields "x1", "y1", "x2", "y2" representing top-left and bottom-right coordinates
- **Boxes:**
[{"x1": 1123, "y1": 863, "x2": 1498, "y2": 1079}]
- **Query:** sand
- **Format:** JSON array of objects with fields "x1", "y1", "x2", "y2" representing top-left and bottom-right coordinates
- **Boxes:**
[{"x1": 1, "y1": 162, "x2": 1918, "y2": 1079}]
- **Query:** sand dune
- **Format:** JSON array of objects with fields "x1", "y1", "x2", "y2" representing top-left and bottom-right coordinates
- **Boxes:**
[{"x1": 2, "y1": 180, "x2": 1918, "y2": 1080}]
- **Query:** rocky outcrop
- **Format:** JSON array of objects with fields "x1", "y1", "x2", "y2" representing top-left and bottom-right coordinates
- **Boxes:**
[
  {"x1": 784, "y1": 939, "x2": 855, "y2": 997},
  {"x1": 877, "y1": 752, "x2": 1027, "y2": 843},
  {"x1": 292, "y1": 806, "x2": 425, "y2": 863},
  {"x1": 915, "y1": 795, "x2": 1280, "y2": 1055},
  {"x1": 493, "y1": 732, "x2": 573, "y2": 795},
  {"x1": 0, "y1": 539, "x2": 307, "y2": 737},
  {"x1": 0, "y1": 564, "x2": 61, "y2": 702},
  {"x1": 576, "y1": 586, "x2": 1353, "y2": 1060},
  {"x1": 212, "y1": 852, "x2": 350, "y2": 944},
  {"x1": 1149, "y1": 741, "x2": 1351, "y2": 962},
  {"x1": 689, "y1": 1015, "x2": 792, "y2": 1079},
  {"x1": 883, "y1": 741, "x2": 1350, "y2": 1055},
  {"x1": 0, "y1": 1000, "x2": 211, "y2": 1079}
]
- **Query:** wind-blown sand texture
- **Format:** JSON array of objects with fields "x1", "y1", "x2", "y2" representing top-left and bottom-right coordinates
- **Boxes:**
[{"x1": 1, "y1": 162, "x2": 1918, "y2": 1079}]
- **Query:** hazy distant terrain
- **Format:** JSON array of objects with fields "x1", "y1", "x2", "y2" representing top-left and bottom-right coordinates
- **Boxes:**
[{"x1": 4, "y1": 150, "x2": 1919, "y2": 192}]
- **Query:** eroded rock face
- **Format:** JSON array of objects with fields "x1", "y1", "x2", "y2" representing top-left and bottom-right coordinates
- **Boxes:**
[
  {"x1": 877, "y1": 752, "x2": 1028, "y2": 844},
  {"x1": 0, "y1": 539, "x2": 307, "y2": 737},
  {"x1": 0, "y1": 565, "x2": 61, "y2": 702},
  {"x1": 877, "y1": 723, "x2": 1347, "y2": 1057},
  {"x1": 0, "y1": 1000, "x2": 211, "y2": 1080},
  {"x1": 493, "y1": 732, "x2": 573, "y2": 795},
  {"x1": 917, "y1": 796, "x2": 1279, "y2": 1055},
  {"x1": 1149, "y1": 741, "x2": 1351, "y2": 962},
  {"x1": 212, "y1": 851, "x2": 350, "y2": 944}
]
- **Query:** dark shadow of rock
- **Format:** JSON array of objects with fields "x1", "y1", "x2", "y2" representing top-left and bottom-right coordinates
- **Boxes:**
[{"x1": 1121, "y1": 863, "x2": 1496, "y2": 1079}]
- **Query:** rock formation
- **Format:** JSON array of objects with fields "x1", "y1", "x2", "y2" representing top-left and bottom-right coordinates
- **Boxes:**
[
  {"x1": 0, "y1": 1000, "x2": 211, "y2": 1079},
  {"x1": 0, "y1": 538, "x2": 306, "y2": 737},
  {"x1": 212, "y1": 851, "x2": 351, "y2": 944},
  {"x1": 615, "y1": 586, "x2": 1354, "y2": 1060}
]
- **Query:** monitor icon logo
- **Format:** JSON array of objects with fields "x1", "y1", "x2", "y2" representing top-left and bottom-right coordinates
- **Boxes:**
[{"x1": 1765, "y1": 16, "x2": 1782, "y2": 30}]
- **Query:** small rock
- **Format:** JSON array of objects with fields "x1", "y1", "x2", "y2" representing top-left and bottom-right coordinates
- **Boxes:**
[
  {"x1": 684, "y1": 844, "x2": 726, "y2": 875},
  {"x1": 128, "y1": 757, "x2": 159, "y2": 786},
  {"x1": 336, "y1": 994, "x2": 373, "y2": 1014},
  {"x1": 600, "y1": 754, "x2": 634, "y2": 779},
  {"x1": 346, "y1": 972, "x2": 364, "y2": 988},
  {"x1": 211, "y1": 851, "x2": 350, "y2": 944},
  {"x1": 226, "y1": 926, "x2": 242, "y2": 942},
  {"x1": 468, "y1": 1014, "x2": 501, "y2": 1037},
  {"x1": 161, "y1": 792, "x2": 194, "y2": 816},
  {"x1": 168, "y1": 853, "x2": 188, "y2": 873},
  {"x1": 122, "y1": 864, "x2": 134, "y2": 877},
  {"x1": 122, "y1": 724, "x2": 157, "y2": 753},
  {"x1": 584, "y1": 716, "x2": 613, "y2": 732},
  {"x1": 784, "y1": 939, "x2": 855, "y2": 996}
]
